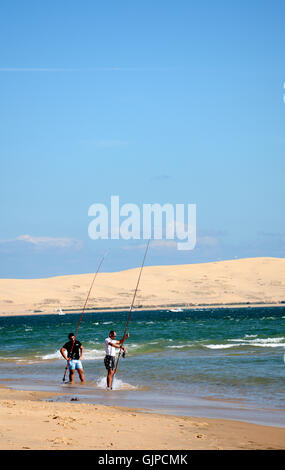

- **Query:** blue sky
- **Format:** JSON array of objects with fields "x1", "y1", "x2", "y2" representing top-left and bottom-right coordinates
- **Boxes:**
[{"x1": 0, "y1": 0, "x2": 284, "y2": 278}]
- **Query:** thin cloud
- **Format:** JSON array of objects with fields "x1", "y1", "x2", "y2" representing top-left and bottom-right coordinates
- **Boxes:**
[
  {"x1": 0, "y1": 67, "x2": 171, "y2": 73},
  {"x1": 0, "y1": 235, "x2": 82, "y2": 250},
  {"x1": 0, "y1": 68, "x2": 80, "y2": 72},
  {"x1": 16, "y1": 234, "x2": 81, "y2": 248}
]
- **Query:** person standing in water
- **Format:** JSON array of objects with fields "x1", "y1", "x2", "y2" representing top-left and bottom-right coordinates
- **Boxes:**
[
  {"x1": 104, "y1": 330, "x2": 129, "y2": 390},
  {"x1": 60, "y1": 333, "x2": 85, "y2": 384}
]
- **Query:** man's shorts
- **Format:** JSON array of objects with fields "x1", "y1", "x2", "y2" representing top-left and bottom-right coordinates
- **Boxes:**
[
  {"x1": 104, "y1": 355, "x2": 116, "y2": 371},
  {"x1": 68, "y1": 359, "x2": 83, "y2": 371}
]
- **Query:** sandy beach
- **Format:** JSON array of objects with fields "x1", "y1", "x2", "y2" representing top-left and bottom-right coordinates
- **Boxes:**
[
  {"x1": 0, "y1": 257, "x2": 284, "y2": 316},
  {"x1": 0, "y1": 385, "x2": 284, "y2": 450}
]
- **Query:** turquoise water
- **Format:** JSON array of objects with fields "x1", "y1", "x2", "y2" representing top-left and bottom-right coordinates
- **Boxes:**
[{"x1": 0, "y1": 307, "x2": 285, "y2": 426}]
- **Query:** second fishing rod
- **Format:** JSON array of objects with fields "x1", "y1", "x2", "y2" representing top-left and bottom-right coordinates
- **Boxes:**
[
  {"x1": 62, "y1": 252, "x2": 106, "y2": 383},
  {"x1": 111, "y1": 240, "x2": 150, "y2": 388}
]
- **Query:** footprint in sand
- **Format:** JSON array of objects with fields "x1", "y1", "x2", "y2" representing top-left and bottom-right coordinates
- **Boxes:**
[
  {"x1": 49, "y1": 437, "x2": 73, "y2": 447},
  {"x1": 49, "y1": 415, "x2": 77, "y2": 429},
  {"x1": 193, "y1": 421, "x2": 209, "y2": 428}
]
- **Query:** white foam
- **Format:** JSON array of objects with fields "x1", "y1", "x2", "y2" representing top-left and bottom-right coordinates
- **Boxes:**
[
  {"x1": 95, "y1": 376, "x2": 138, "y2": 391},
  {"x1": 231, "y1": 337, "x2": 284, "y2": 347},
  {"x1": 207, "y1": 337, "x2": 285, "y2": 349},
  {"x1": 84, "y1": 349, "x2": 105, "y2": 360},
  {"x1": 250, "y1": 340, "x2": 285, "y2": 348},
  {"x1": 251, "y1": 337, "x2": 284, "y2": 344},
  {"x1": 41, "y1": 351, "x2": 61, "y2": 360}
]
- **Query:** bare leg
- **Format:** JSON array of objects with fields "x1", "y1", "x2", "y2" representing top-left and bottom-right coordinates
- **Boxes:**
[
  {"x1": 69, "y1": 369, "x2": 75, "y2": 384},
  {"x1": 77, "y1": 368, "x2": 85, "y2": 383},
  {"x1": 107, "y1": 369, "x2": 115, "y2": 389}
]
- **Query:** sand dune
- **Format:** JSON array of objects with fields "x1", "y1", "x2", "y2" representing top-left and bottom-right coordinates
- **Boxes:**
[{"x1": 0, "y1": 257, "x2": 284, "y2": 315}]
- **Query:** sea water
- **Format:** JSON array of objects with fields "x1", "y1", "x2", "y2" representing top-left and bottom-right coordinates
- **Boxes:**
[{"x1": 0, "y1": 307, "x2": 284, "y2": 427}]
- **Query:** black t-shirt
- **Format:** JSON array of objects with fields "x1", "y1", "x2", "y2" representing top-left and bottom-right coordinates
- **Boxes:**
[{"x1": 62, "y1": 340, "x2": 82, "y2": 360}]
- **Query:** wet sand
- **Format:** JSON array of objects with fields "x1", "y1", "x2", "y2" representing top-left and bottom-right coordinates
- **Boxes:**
[{"x1": 0, "y1": 385, "x2": 284, "y2": 450}]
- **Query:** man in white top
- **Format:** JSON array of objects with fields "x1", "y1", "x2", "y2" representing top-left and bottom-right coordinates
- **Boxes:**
[{"x1": 104, "y1": 330, "x2": 129, "y2": 390}]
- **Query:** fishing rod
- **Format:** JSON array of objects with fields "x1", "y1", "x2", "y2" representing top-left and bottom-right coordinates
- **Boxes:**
[
  {"x1": 62, "y1": 252, "x2": 106, "y2": 382},
  {"x1": 113, "y1": 239, "x2": 150, "y2": 379}
]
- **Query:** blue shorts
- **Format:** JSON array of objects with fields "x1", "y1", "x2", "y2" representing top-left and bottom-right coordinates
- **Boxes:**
[{"x1": 68, "y1": 359, "x2": 83, "y2": 371}]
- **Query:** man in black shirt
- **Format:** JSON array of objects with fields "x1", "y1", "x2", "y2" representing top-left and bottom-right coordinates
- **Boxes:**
[{"x1": 60, "y1": 333, "x2": 85, "y2": 383}]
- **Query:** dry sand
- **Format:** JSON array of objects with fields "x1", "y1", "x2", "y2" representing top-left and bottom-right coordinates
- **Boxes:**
[
  {"x1": 0, "y1": 257, "x2": 284, "y2": 316},
  {"x1": 0, "y1": 386, "x2": 284, "y2": 450}
]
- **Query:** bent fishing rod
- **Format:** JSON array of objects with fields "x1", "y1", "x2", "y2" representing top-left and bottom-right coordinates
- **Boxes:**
[
  {"x1": 62, "y1": 253, "x2": 106, "y2": 382},
  {"x1": 113, "y1": 239, "x2": 150, "y2": 379}
]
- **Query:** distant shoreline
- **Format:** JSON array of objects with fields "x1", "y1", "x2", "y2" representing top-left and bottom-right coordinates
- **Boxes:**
[{"x1": 0, "y1": 302, "x2": 284, "y2": 317}]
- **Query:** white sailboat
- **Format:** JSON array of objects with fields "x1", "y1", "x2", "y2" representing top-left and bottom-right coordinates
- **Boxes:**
[{"x1": 57, "y1": 305, "x2": 65, "y2": 315}]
